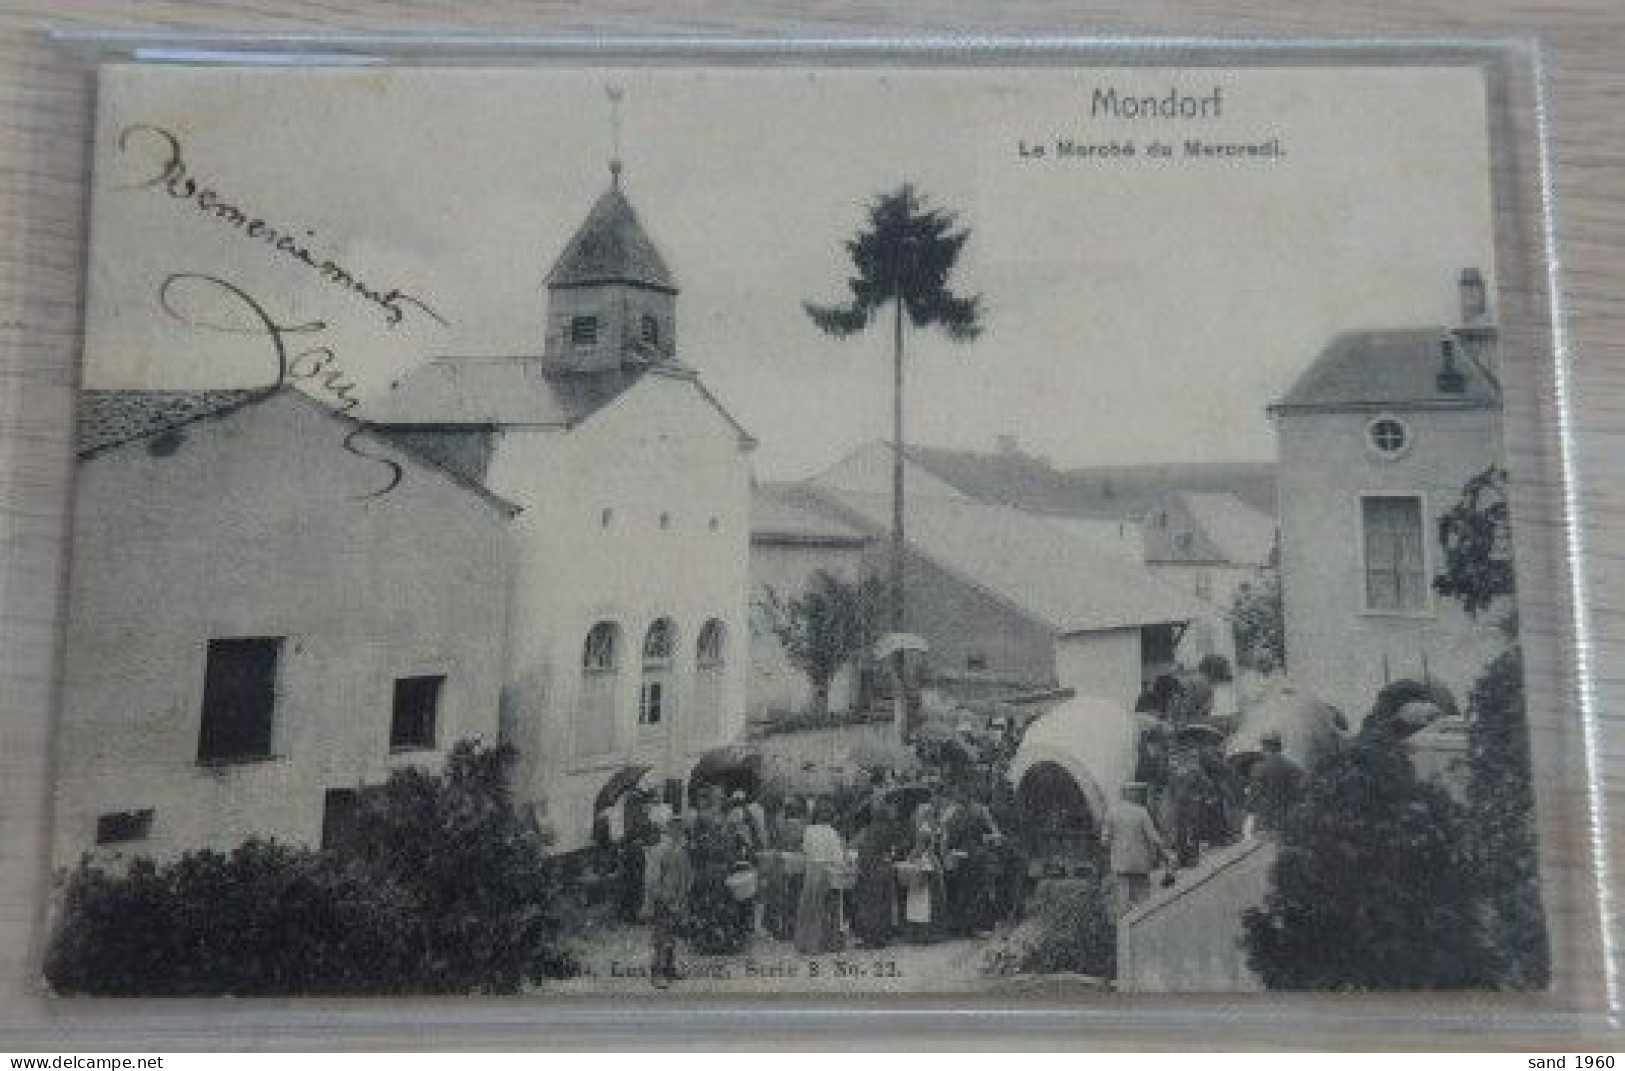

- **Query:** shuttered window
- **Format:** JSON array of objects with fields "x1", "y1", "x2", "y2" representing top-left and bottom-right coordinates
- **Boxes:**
[{"x1": 1363, "y1": 495, "x2": 1427, "y2": 612}]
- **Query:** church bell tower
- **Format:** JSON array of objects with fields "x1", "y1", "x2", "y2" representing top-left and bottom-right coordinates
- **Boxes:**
[{"x1": 542, "y1": 91, "x2": 678, "y2": 374}]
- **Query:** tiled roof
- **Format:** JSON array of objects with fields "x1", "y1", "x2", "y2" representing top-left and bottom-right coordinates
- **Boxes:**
[
  {"x1": 896, "y1": 443, "x2": 1277, "y2": 518},
  {"x1": 1273, "y1": 327, "x2": 1499, "y2": 411},
  {"x1": 366, "y1": 358, "x2": 638, "y2": 426},
  {"x1": 806, "y1": 486, "x2": 1202, "y2": 634},
  {"x1": 751, "y1": 483, "x2": 869, "y2": 546},
  {"x1": 367, "y1": 359, "x2": 754, "y2": 450},
  {"x1": 1179, "y1": 492, "x2": 1275, "y2": 566},
  {"x1": 76, "y1": 389, "x2": 264, "y2": 456},
  {"x1": 76, "y1": 387, "x2": 520, "y2": 514},
  {"x1": 545, "y1": 186, "x2": 675, "y2": 293},
  {"x1": 1160, "y1": 492, "x2": 1276, "y2": 567}
]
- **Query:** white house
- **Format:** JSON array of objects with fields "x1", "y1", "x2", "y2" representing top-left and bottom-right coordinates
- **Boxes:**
[
  {"x1": 1270, "y1": 268, "x2": 1505, "y2": 723},
  {"x1": 801, "y1": 447, "x2": 1204, "y2": 707},
  {"x1": 56, "y1": 388, "x2": 517, "y2": 864},
  {"x1": 747, "y1": 482, "x2": 873, "y2": 721},
  {"x1": 368, "y1": 166, "x2": 756, "y2": 849},
  {"x1": 1141, "y1": 490, "x2": 1278, "y2": 669}
]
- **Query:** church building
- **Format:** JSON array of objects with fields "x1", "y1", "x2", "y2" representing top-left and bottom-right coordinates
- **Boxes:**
[
  {"x1": 369, "y1": 160, "x2": 756, "y2": 850},
  {"x1": 1270, "y1": 268, "x2": 1505, "y2": 722}
]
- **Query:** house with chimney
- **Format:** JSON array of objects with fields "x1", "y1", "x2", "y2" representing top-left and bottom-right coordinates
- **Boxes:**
[
  {"x1": 1270, "y1": 269, "x2": 1504, "y2": 722},
  {"x1": 58, "y1": 160, "x2": 757, "y2": 864}
]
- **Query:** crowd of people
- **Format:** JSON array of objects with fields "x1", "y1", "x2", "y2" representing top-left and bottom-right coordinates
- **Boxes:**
[
  {"x1": 1110, "y1": 656, "x2": 1310, "y2": 917},
  {"x1": 594, "y1": 657, "x2": 1320, "y2": 986},
  {"x1": 594, "y1": 765, "x2": 1027, "y2": 988}
]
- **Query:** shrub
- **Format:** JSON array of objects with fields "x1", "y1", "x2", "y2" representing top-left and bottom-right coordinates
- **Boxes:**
[
  {"x1": 1465, "y1": 645, "x2": 1549, "y2": 988},
  {"x1": 1241, "y1": 735, "x2": 1500, "y2": 990},
  {"x1": 44, "y1": 741, "x2": 575, "y2": 995},
  {"x1": 343, "y1": 740, "x2": 576, "y2": 992},
  {"x1": 44, "y1": 841, "x2": 416, "y2": 996},
  {"x1": 1197, "y1": 653, "x2": 1233, "y2": 684},
  {"x1": 1231, "y1": 574, "x2": 1285, "y2": 671},
  {"x1": 1002, "y1": 868, "x2": 1116, "y2": 978}
]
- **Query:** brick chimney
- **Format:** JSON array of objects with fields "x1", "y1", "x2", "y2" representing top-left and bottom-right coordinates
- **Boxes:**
[
  {"x1": 1458, "y1": 267, "x2": 1488, "y2": 326},
  {"x1": 1437, "y1": 337, "x2": 1466, "y2": 395}
]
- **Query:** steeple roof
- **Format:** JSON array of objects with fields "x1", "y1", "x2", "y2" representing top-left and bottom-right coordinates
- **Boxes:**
[{"x1": 544, "y1": 185, "x2": 676, "y2": 293}]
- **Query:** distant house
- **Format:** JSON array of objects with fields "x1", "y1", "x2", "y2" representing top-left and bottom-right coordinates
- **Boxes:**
[
  {"x1": 901, "y1": 439, "x2": 1276, "y2": 519},
  {"x1": 368, "y1": 166, "x2": 756, "y2": 849},
  {"x1": 747, "y1": 483, "x2": 873, "y2": 720},
  {"x1": 800, "y1": 451, "x2": 1203, "y2": 706},
  {"x1": 56, "y1": 388, "x2": 517, "y2": 863},
  {"x1": 1141, "y1": 490, "x2": 1278, "y2": 668},
  {"x1": 1269, "y1": 268, "x2": 1504, "y2": 723}
]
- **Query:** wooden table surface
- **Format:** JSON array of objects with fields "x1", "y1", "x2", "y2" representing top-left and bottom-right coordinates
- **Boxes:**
[{"x1": 0, "y1": 0, "x2": 1619, "y2": 1051}]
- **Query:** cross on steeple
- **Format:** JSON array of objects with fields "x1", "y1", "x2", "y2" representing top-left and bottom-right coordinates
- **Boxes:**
[{"x1": 606, "y1": 84, "x2": 624, "y2": 188}]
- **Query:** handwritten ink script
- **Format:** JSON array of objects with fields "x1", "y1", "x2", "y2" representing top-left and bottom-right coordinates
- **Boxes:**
[
  {"x1": 115, "y1": 124, "x2": 448, "y2": 332},
  {"x1": 157, "y1": 272, "x2": 402, "y2": 499}
]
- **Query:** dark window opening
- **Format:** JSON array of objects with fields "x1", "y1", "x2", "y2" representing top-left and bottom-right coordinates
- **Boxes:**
[
  {"x1": 95, "y1": 809, "x2": 154, "y2": 845},
  {"x1": 966, "y1": 651, "x2": 989, "y2": 673},
  {"x1": 640, "y1": 314, "x2": 660, "y2": 346},
  {"x1": 390, "y1": 674, "x2": 443, "y2": 750},
  {"x1": 584, "y1": 623, "x2": 619, "y2": 672},
  {"x1": 321, "y1": 788, "x2": 361, "y2": 852},
  {"x1": 197, "y1": 637, "x2": 281, "y2": 764},
  {"x1": 570, "y1": 315, "x2": 599, "y2": 345},
  {"x1": 1369, "y1": 417, "x2": 1409, "y2": 457},
  {"x1": 1141, "y1": 625, "x2": 1178, "y2": 679},
  {"x1": 697, "y1": 620, "x2": 726, "y2": 667},
  {"x1": 639, "y1": 681, "x2": 664, "y2": 725}
]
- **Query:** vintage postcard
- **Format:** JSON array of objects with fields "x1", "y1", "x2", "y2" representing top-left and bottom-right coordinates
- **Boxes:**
[{"x1": 48, "y1": 61, "x2": 1546, "y2": 997}]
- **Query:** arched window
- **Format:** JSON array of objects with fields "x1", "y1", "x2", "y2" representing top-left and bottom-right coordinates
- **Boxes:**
[
  {"x1": 693, "y1": 619, "x2": 727, "y2": 745},
  {"x1": 697, "y1": 619, "x2": 726, "y2": 667},
  {"x1": 576, "y1": 622, "x2": 620, "y2": 757},
  {"x1": 639, "y1": 618, "x2": 677, "y2": 729}
]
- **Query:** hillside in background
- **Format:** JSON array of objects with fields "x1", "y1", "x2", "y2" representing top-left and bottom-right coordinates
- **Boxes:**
[{"x1": 905, "y1": 445, "x2": 1278, "y2": 518}]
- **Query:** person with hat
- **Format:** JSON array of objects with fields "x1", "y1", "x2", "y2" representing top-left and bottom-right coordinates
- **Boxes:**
[
  {"x1": 1245, "y1": 730, "x2": 1306, "y2": 835},
  {"x1": 1102, "y1": 781, "x2": 1170, "y2": 918},
  {"x1": 642, "y1": 805, "x2": 691, "y2": 989}
]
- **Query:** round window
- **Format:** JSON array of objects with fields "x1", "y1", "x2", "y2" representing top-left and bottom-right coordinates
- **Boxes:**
[{"x1": 1367, "y1": 416, "x2": 1409, "y2": 459}]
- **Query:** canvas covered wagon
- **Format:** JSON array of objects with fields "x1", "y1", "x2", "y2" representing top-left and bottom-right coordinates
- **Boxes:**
[{"x1": 1003, "y1": 695, "x2": 1139, "y2": 875}]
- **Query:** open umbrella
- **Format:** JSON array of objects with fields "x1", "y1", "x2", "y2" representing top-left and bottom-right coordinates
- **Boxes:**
[
  {"x1": 917, "y1": 733, "x2": 977, "y2": 770},
  {"x1": 593, "y1": 764, "x2": 651, "y2": 815},
  {"x1": 873, "y1": 632, "x2": 930, "y2": 662},
  {"x1": 687, "y1": 745, "x2": 763, "y2": 801},
  {"x1": 1174, "y1": 722, "x2": 1226, "y2": 748}
]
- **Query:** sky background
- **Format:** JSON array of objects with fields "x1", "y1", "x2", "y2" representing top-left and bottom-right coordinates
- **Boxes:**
[{"x1": 84, "y1": 64, "x2": 1494, "y2": 478}]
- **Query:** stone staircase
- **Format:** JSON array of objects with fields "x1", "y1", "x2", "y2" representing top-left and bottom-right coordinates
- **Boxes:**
[{"x1": 1115, "y1": 836, "x2": 1276, "y2": 992}]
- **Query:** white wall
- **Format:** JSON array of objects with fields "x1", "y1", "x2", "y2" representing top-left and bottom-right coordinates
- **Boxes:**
[
  {"x1": 1275, "y1": 406, "x2": 1505, "y2": 721},
  {"x1": 747, "y1": 540, "x2": 869, "y2": 718},
  {"x1": 484, "y1": 369, "x2": 753, "y2": 849},
  {"x1": 1053, "y1": 628, "x2": 1143, "y2": 709},
  {"x1": 1148, "y1": 561, "x2": 1267, "y2": 670},
  {"x1": 1117, "y1": 838, "x2": 1273, "y2": 993},
  {"x1": 55, "y1": 394, "x2": 513, "y2": 865}
]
